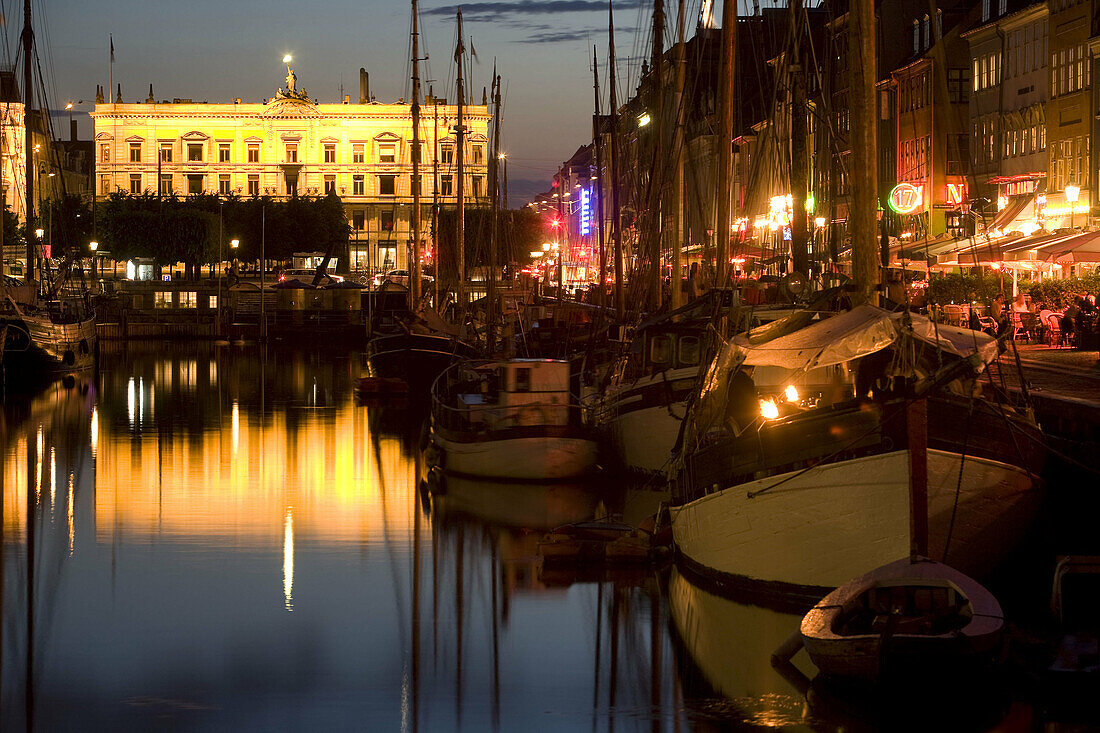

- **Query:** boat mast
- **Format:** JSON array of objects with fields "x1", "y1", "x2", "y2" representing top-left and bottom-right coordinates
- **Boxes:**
[
  {"x1": 849, "y1": 0, "x2": 879, "y2": 303},
  {"x1": 455, "y1": 9, "x2": 467, "y2": 307},
  {"x1": 22, "y1": 0, "x2": 34, "y2": 283},
  {"x1": 714, "y1": 0, "x2": 736, "y2": 287},
  {"x1": 488, "y1": 68, "x2": 502, "y2": 353},
  {"x1": 411, "y1": 0, "x2": 423, "y2": 307},
  {"x1": 670, "y1": 0, "x2": 686, "y2": 309},
  {"x1": 433, "y1": 90, "x2": 441, "y2": 307},
  {"x1": 609, "y1": 2, "x2": 625, "y2": 319},
  {"x1": 648, "y1": 0, "x2": 665, "y2": 312},
  {"x1": 592, "y1": 47, "x2": 608, "y2": 310},
  {"x1": 789, "y1": 0, "x2": 809, "y2": 279}
]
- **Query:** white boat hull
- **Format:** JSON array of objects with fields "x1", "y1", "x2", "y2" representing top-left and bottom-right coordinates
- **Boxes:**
[
  {"x1": 670, "y1": 449, "x2": 1039, "y2": 596},
  {"x1": 607, "y1": 402, "x2": 685, "y2": 474},
  {"x1": 599, "y1": 368, "x2": 693, "y2": 474},
  {"x1": 433, "y1": 433, "x2": 598, "y2": 480}
]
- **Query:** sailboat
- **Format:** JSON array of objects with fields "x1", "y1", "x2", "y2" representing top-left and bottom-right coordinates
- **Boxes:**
[
  {"x1": 665, "y1": 0, "x2": 1044, "y2": 605},
  {"x1": 364, "y1": 1, "x2": 476, "y2": 384},
  {"x1": 1, "y1": 0, "x2": 96, "y2": 379}
]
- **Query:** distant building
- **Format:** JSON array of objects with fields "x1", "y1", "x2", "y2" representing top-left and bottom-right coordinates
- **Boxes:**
[{"x1": 91, "y1": 68, "x2": 491, "y2": 272}]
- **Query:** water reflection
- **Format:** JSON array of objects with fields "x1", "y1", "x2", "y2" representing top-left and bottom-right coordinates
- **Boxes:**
[{"x1": 1, "y1": 343, "x2": 1022, "y2": 730}]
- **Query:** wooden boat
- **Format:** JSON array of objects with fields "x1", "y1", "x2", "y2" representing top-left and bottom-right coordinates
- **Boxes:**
[
  {"x1": 429, "y1": 358, "x2": 597, "y2": 480},
  {"x1": 669, "y1": 306, "x2": 1044, "y2": 604},
  {"x1": 799, "y1": 556, "x2": 1004, "y2": 683},
  {"x1": 2, "y1": 299, "x2": 96, "y2": 376}
]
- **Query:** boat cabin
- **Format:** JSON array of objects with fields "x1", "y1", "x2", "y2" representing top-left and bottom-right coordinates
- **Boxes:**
[{"x1": 452, "y1": 359, "x2": 575, "y2": 428}]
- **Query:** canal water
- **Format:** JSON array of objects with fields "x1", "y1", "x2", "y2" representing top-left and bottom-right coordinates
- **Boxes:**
[{"x1": 0, "y1": 344, "x2": 1044, "y2": 730}]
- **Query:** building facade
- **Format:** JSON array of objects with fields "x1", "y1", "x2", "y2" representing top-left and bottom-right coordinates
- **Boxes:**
[{"x1": 92, "y1": 69, "x2": 491, "y2": 272}]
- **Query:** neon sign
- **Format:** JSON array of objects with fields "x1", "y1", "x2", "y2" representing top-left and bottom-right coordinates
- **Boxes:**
[
  {"x1": 888, "y1": 183, "x2": 924, "y2": 214},
  {"x1": 946, "y1": 183, "x2": 966, "y2": 206},
  {"x1": 580, "y1": 188, "x2": 591, "y2": 236}
]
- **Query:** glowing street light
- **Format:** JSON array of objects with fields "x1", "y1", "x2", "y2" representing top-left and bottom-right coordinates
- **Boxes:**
[
  {"x1": 1065, "y1": 184, "x2": 1080, "y2": 228},
  {"x1": 230, "y1": 238, "x2": 240, "y2": 249},
  {"x1": 638, "y1": 112, "x2": 652, "y2": 128},
  {"x1": 35, "y1": 228, "x2": 43, "y2": 239}
]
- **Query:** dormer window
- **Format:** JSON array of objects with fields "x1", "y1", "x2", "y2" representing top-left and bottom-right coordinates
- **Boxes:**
[
  {"x1": 923, "y1": 15, "x2": 930, "y2": 50},
  {"x1": 913, "y1": 20, "x2": 920, "y2": 54},
  {"x1": 982, "y1": 0, "x2": 990, "y2": 23}
]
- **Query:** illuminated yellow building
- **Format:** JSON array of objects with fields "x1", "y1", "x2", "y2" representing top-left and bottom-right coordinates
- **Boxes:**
[{"x1": 91, "y1": 67, "x2": 491, "y2": 271}]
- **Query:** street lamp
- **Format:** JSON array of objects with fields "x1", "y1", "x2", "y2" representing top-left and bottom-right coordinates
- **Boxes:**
[
  {"x1": 1065, "y1": 184, "x2": 1080, "y2": 229},
  {"x1": 89, "y1": 240, "x2": 98, "y2": 282}
]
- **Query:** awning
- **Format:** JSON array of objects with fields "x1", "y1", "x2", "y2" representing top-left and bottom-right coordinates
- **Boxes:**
[
  {"x1": 1037, "y1": 230, "x2": 1100, "y2": 263},
  {"x1": 990, "y1": 191, "x2": 1037, "y2": 230},
  {"x1": 999, "y1": 232, "x2": 1066, "y2": 261},
  {"x1": 736, "y1": 305, "x2": 897, "y2": 371}
]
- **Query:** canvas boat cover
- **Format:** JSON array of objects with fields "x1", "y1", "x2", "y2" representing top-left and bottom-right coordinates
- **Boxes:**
[
  {"x1": 903, "y1": 313, "x2": 999, "y2": 364},
  {"x1": 736, "y1": 305, "x2": 898, "y2": 371}
]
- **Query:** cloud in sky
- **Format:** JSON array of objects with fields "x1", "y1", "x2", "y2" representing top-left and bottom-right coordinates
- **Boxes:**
[{"x1": 424, "y1": 0, "x2": 646, "y2": 19}]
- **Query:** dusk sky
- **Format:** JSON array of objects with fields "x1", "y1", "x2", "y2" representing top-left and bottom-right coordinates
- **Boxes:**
[{"x1": 24, "y1": 0, "x2": 730, "y2": 204}]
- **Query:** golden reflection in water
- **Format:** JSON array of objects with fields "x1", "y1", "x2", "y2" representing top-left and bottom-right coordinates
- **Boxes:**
[
  {"x1": 283, "y1": 506, "x2": 294, "y2": 611},
  {"x1": 127, "y1": 377, "x2": 135, "y2": 426},
  {"x1": 35, "y1": 426, "x2": 43, "y2": 501},
  {"x1": 68, "y1": 472, "x2": 75, "y2": 555},
  {"x1": 231, "y1": 401, "x2": 239, "y2": 455},
  {"x1": 90, "y1": 406, "x2": 99, "y2": 454},
  {"x1": 50, "y1": 446, "x2": 56, "y2": 510}
]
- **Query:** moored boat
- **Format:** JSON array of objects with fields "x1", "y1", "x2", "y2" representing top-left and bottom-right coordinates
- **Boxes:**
[
  {"x1": 800, "y1": 556, "x2": 1004, "y2": 682},
  {"x1": 430, "y1": 358, "x2": 597, "y2": 480},
  {"x1": 669, "y1": 305, "x2": 1044, "y2": 605}
]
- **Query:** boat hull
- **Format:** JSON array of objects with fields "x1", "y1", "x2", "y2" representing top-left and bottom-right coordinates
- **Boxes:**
[
  {"x1": 800, "y1": 557, "x2": 1004, "y2": 682},
  {"x1": 365, "y1": 333, "x2": 476, "y2": 385},
  {"x1": 598, "y1": 368, "x2": 694, "y2": 474},
  {"x1": 432, "y1": 432, "x2": 598, "y2": 480},
  {"x1": 4, "y1": 314, "x2": 96, "y2": 375},
  {"x1": 670, "y1": 449, "x2": 1040, "y2": 604}
]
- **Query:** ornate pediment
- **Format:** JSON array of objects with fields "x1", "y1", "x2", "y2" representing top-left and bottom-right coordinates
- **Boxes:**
[{"x1": 262, "y1": 95, "x2": 320, "y2": 119}]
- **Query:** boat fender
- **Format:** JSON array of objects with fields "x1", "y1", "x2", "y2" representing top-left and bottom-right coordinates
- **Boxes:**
[
  {"x1": 62, "y1": 350, "x2": 76, "y2": 365},
  {"x1": 79, "y1": 338, "x2": 89, "y2": 354}
]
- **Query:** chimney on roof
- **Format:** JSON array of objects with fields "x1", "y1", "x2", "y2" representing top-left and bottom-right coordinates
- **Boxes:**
[
  {"x1": 359, "y1": 68, "x2": 369, "y2": 104},
  {"x1": 147, "y1": 84, "x2": 154, "y2": 103},
  {"x1": 96, "y1": 85, "x2": 103, "y2": 104},
  {"x1": 115, "y1": 83, "x2": 122, "y2": 103}
]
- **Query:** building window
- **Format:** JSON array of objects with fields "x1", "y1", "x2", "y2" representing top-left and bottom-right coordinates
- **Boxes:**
[
  {"x1": 472, "y1": 145, "x2": 484, "y2": 164},
  {"x1": 187, "y1": 175, "x2": 203, "y2": 195},
  {"x1": 159, "y1": 174, "x2": 172, "y2": 196},
  {"x1": 129, "y1": 142, "x2": 141, "y2": 162},
  {"x1": 947, "y1": 68, "x2": 969, "y2": 104},
  {"x1": 247, "y1": 174, "x2": 260, "y2": 196},
  {"x1": 129, "y1": 174, "x2": 142, "y2": 194},
  {"x1": 208, "y1": 295, "x2": 218, "y2": 309},
  {"x1": 379, "y1": 143, "x2": 396, "y2": 163},
  {"x1": 324, "y1": 143, "x2": 336, "y2": 163},
  {"x1": 219, "y1": 143, "x2": 231, "y2": 162},
  {"x1": 100, "y1": 143, "x2": 110, "y2": 162},
  {"x1": 179, "y1": 292, "x2": 197, "y2": 309},
  {"x1": 947, "y1": 134, "x2": 968, "y2": 175},
  {"x1": 380, "y1": 210, "x2": 395, "y2": 231},
  {"x1": 352, "y1": 143, "x2": 365, "y2": 163},
  {"x1": 154, "y1": 292, "x2": 173, "y2": 308},
  {"x1": 285, "y1": 143, "x2": 298, "y2": 163},
  {"x1": 922, "y1": 15, "x2": 930, "y2": 50},
  {"x1": 100, "y1": 176, "x2": 110, "y2": 194},
  {"x1": 379, "y1": 174, "x2": 396, "y2": 196},
  {"x1": 441, "y1": 174, "x2": 453, "y2": 196},
  {"x1": 998, "y1": 0, "x2": 1006, "y2": 14},
  {"x1": 160, "y1": 144, "x2": 173, "y2": 162},
  {"x1": 472, "y1": 176, "x2": 484, "y2": 198},
  {"x1": 324, "y1": 175, "x2": 336, "y2": 194},
  {"x1": 353, "y1": 175, "x2": 365, "y2": 195},
  {"x1": 981, "y1": 0, "x2": 989, "y2": 22},
  {"x1": 441, "y1": 145, "x2": 454, "y2": 165},
  {"x1": 187, "y1": 143, "x2": 203, "y2": 162},
  {"x1": 378, "y1": 244, "x2": 397, "y2": 270},
  {"x1": 219, "y1": 175, "x2": 232, "y2": 195},
  {"x1": 247, "y1": 143, "x2": 260, "y2": 163},
  {"x1": 352, "y1": 210, "x2": 365, "y2": 230}
]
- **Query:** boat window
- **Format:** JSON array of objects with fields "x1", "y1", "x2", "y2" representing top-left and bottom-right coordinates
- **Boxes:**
[
  {"x1": 514, "y1": 367, "x2": 532, "y2": 393},
  {"x1": 649, "y1": 335, "x2": 672, "y2": 366},
  {"x1": 678, "y1": 336, "x2": 700, "y2": 367}
]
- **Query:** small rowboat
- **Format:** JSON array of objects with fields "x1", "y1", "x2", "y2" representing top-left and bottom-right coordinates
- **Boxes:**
[{"x1": 800, "y1": 556, "x2": 1004, "y2": 683}]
